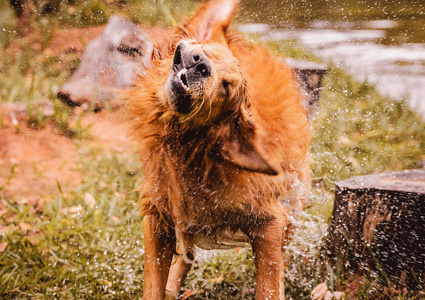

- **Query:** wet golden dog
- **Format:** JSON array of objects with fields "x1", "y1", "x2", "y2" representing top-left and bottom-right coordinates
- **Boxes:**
[{"x1": 125, "y1": 0, "x2": 311, "y2": 299}]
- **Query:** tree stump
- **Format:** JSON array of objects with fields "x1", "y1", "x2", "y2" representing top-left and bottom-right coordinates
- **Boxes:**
[
  {"x1": 286, "y1": 58, "x2": 327, "y2": 119},
  {"x1": 328, "y1": 170, "x2": 425, "y2": 289}
]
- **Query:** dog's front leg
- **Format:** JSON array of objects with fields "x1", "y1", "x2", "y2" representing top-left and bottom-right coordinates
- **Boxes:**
[
  {"x1": 166, "y1": 255, "x2": 192, "y2": 296},
  {"x1": 142, "y1": 215, "x2": 175, "y2": 300},
  {"x1": 252, "y1": 216, "x2": 286, "y2": 300}
]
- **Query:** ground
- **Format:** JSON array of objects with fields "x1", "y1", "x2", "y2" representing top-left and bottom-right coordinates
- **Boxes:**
[{"x1": 0, "y1": 104, "x2": 137, "y2": 206}]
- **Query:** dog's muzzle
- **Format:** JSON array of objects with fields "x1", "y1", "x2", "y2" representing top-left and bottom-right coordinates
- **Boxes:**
[{"x1": 167, "y1": 41, "x2": 211, "y2": 114}]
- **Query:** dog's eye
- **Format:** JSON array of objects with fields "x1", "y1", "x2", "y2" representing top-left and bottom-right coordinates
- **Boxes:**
[{"x1": 221, "y1": 81, "x2": 230, "y2": 97}]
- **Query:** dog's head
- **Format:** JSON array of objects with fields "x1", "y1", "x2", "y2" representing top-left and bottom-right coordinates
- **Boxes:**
[
  {"x1": 160, "y1": 0, "x2": 244, "y2": 127},
  {"x1": 166, "y1": 40, "x2": 245, "y2": 125},
  {"x1": 152, "y1": 0, "x2": 278, "y2": 175}
]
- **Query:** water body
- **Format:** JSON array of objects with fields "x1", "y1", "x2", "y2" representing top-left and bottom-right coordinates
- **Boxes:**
[{"x1": 237, "y1": 0, "x2": 425, "y2": 118}]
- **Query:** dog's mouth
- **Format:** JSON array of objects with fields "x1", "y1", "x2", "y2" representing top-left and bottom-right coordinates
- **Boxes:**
[
  {"x1": 167, "y1": 41, "x2": 211, "y2": 114},
  {"x1": 176, "y1": 68, "x2": 190, "y2": 93},
  {"x1": 169, "y1": 69, "x2": 192, "y2": 114}
]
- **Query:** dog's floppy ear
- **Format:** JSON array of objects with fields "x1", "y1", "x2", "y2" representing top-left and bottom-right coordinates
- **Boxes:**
[
  {"x1": 183, "y1": 0, "x2": 239, "y2": 41},
  {"x1": 218, "y1": 121, "x2": 278, "y2": 175}
]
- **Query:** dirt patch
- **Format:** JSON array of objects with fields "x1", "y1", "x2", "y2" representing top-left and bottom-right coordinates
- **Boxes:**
[
  {"x1": 0, "y1": 105, "x2": 136, "y2": 206},
  {"x1": 0, "y1": 108, "x2": 81, "y2": 204},
  {"x1": 80, "y1": 110, "x2": 136, "y2": 152}
]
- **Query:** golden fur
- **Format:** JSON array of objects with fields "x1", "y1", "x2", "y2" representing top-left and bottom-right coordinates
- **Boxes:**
[{"x1": 124, "y1": 0, "x2": 311, "y2": 299}]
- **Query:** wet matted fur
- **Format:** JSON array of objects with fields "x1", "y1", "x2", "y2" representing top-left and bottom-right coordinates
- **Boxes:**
[{"x1": 124, "y1": 0, "x2": 311, "y2": 299}]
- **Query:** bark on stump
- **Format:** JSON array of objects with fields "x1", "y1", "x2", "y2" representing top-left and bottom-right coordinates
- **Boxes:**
[{"x1": 328, "y1": 170, "x2": 425, "y2": 289}]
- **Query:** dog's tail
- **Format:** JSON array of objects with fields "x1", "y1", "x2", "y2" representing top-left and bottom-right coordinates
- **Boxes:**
[{"x1": 176, "y1": 0, "x2": 239, "y2": 43}]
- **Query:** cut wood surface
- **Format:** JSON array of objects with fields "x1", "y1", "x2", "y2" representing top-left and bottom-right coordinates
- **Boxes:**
[{"x1": 328, "y1": 170, "x2": 425, "y2": 289}]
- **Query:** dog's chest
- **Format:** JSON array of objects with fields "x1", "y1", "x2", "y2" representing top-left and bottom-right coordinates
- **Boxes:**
[
  {"x1": 152, "y1": 148, "x2": 308, "y2": 250},
  {"x1": 170, "y1": 173, "x2": 298, "y2": 249}
]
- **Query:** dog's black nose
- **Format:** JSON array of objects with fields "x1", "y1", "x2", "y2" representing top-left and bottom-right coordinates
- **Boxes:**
[
  {"x1": 187, "y1": 53, "x2": 211, "y2": 78},
  {"x1": 173, "y1": 42, "x2": 211, "y2": 78}
]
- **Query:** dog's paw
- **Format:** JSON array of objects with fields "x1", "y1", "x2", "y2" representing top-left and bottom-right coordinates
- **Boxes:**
[{"x1": 164, "y1": 290, "x2": 178, "y2": 300}]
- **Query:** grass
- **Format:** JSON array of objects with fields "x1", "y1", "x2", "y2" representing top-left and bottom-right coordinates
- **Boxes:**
[
  {"x1": 1, "y1": 2, "x2": 425, "y2": 299},
  {"x1": 0, "y1": 147, "x2": 145, "y2": 298},
  {"x1": 312, "y1": 64, "x2": 425, "y2": 190}
]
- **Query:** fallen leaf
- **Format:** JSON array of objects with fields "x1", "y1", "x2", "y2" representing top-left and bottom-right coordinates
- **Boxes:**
[
  {"x1": 324, "y1": 291, "x2": 344, "y2": 300},
  {"x1": 0, "y1": 242, "x2": 7, "y2": 252},
  {"x1": 69, "y1": 205, "x2": 84, "y2": 217},
  {"x1": 84, "y1": 192, "x2": 96, "y2": 209},
  {"x1": 69, "y1": 205, "x2": 84, "y2": 214},
  {"x1": 0, "y1": 226, "x2": 11, "y2": 235},
  {"x1": 312, "y1": 282, "x2": 328, "y2": 300},
  {"x1": 19, "y1": 222, "x2": 32, "y2": 231},
  {"x1": 6, "y1": 214, "x2": 17, "y2": 223},
  {"x1": 27, "y1": 237, "x2": 40, "y2": 246},
  {"x1": 208, "y1": 277, "x2": 224, "y2": 284}
]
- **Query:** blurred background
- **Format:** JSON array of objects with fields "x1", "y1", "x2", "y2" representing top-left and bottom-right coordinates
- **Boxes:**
[
  {"x1": 238, "y1": 0, "x2": 425, "y2": 118},
  {"x1": 1, "y1": 0, "x2": 424, "y2": 116}
]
